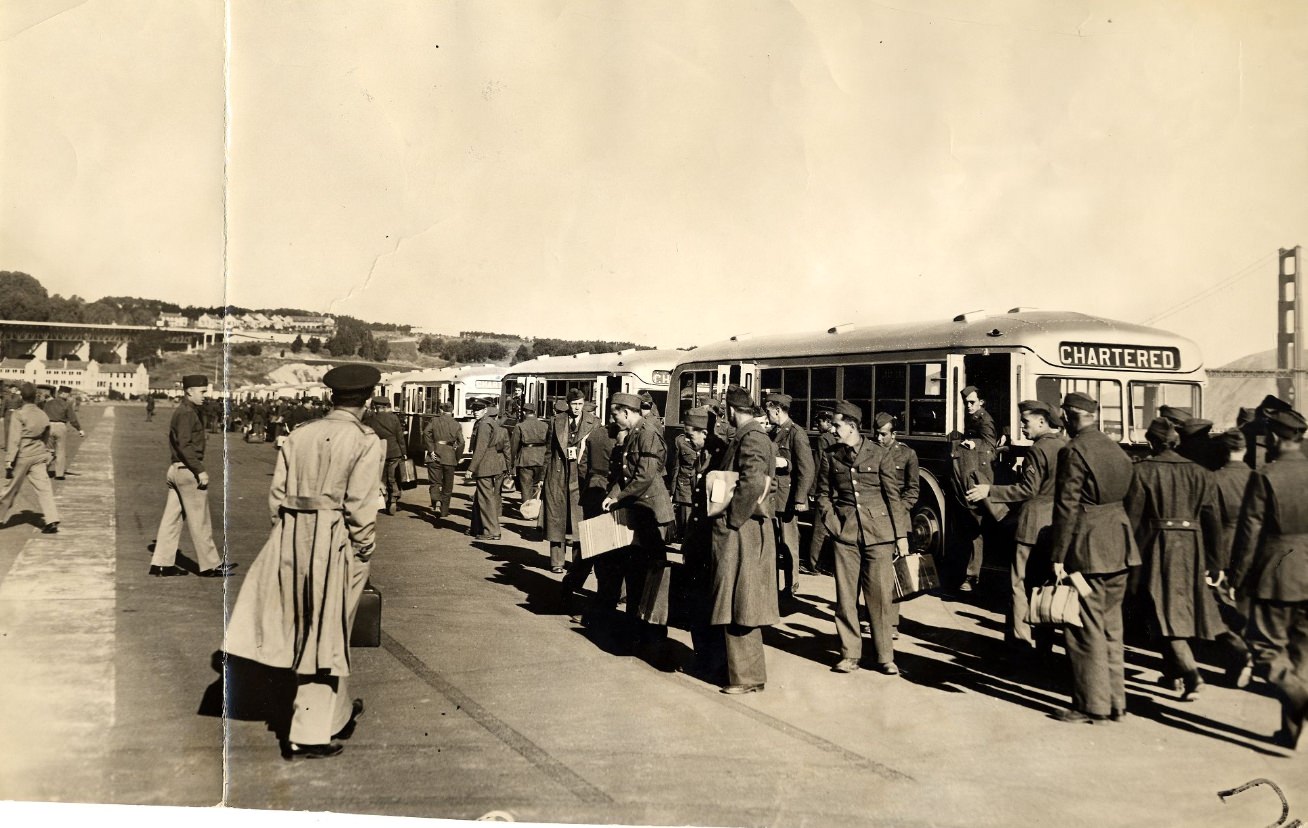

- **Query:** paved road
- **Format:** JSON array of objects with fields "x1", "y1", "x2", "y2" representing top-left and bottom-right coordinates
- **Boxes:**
[{"x1": 1, "y1": 403, "x2": 1304, "y2": 827}]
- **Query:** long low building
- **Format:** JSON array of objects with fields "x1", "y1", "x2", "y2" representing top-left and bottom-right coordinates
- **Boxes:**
[{"x1": 0, "y1": 357, "x2": 150, "y2": 398}]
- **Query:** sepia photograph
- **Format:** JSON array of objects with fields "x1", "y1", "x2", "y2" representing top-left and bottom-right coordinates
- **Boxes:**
[{"x1": 1, "y1": 2, "x2": 1307, "y2": 826}]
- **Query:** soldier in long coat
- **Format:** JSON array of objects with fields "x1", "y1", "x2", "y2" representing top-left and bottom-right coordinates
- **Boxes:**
[
  {"x1": 802, "y1": 408, "x2": 839, "y2": 575},
  {"x1": 466, "y1": 402, "x2": 509, "y2": 540},
  {"x1": 1230, "y1": 407, "x2": 1308, "y2": 750},
  {"x1": 422, "y1": 402, "x2": 464, "y2": 521},
  {"x1": 1203, "y1": 427, "x2": 1256, "y2": 686},
  {"x1": 1125, "y1": 418, "x2": 1224, "y2": 701},
  {"x1": 765, "y1": 392, "x2": 814, "y2": 598},
  {"x1": 1050, "y1": 391, "x2": 1140, "y2": 724},
  {"x1": 362, "y1": 397, "x2": 405, "y2": 515},
  {"x1": 562, "y1": 421, "x2": 622, "y2": 622},
  {"x1": 673, "y1": 408, "x2": 728, "y2": 675},
  {"x1": 224, "y1": 364, "x2": 383, "y2": 759},
  {"x1": 542, "y1": 390, "x2": 599, "y2": 573},
  {"x1": 710, "y1": 386, "x2": 779, "y2": 694}
]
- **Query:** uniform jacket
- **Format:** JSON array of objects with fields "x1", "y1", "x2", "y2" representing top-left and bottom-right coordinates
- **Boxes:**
[
  {"x1": 467, "y1": 415, "x2": 509, "y2": 479},
  {"x1": 884, "y1": 439, "x2": 921, "y2": 512},
  {"x1": 362, "y1": 409, "x2": 405, "y2": 461},
  {"x1": 579, "y1": 425, "x2": 617, "y2": 520},
  {"x1": 989, "y1": 431, "x2": 1066, "y2": 545},
  {"x1": 815, "y1": 437, "x2": 909, "y2": 547},
  {"x1": 1050, "y1": 425, "x2": 1140, "y2": 574},
  {"x1": 5, "y1": 403, "x2": 51, "y2": 467},
  {"x1": 1215, "y1": 459, "x2": 1255, "y2": 571},
  {"x1": 709, "y1": 418, "x2": 779, "y2": 628},
  {"x1": 717, "y1": 418, "x2": 775, "y2": 530},
  {"x1": 42, "y1": 397, "x2": 80, "y2": 429},
  {"x1": 1231, "y1": 449, "x2": 1308, "y2": 602},
  {"x1": 770, "y1": 419, "x2": 815, "y2": 512},
  {"x1": 169, "y1": 399, "x2": 208, "y2": 475},
  {"x1": 422, "y1": 413, "x2": 465, "y2": 466},
  {"x1": 608, "y1": 414, "x2": 674, "y2": 525},
  {"x1": 510, "y1": 414, "x2": 549, "y2": 469},
  {"x1": 669, "y1": 432, "x2": 726, "y2": 505}
]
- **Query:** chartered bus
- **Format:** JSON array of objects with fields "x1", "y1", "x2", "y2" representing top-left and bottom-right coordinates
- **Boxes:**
[
  {"x1": 666, "y1": 308, "x2": 1206, "y2": 566},
  {"x1": 500, "y1": 348, "x2": 684, "y2": 425},
  {"x1": 398, "y1": 363, "x2": 504, "y2": 462}
]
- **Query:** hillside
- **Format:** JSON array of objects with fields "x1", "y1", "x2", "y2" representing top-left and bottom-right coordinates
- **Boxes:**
[
  {"x1": 1206, "y1": 347, "x2": 1283, "y2": 428},
  {"x1": 146, "y1": 344, "x2": 438, "y2": 390}
]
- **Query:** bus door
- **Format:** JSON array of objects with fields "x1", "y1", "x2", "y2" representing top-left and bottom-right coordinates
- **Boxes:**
[
  {"x1": 532, "y1": 379, "x2": 546, "y2": 417},
  {"x1": 962, "y1": 353, "x2": 1013, "y2": 447},
  {"x1": 721, "y1": 362, "x2": 758, "y2": 397},
  {"x1": 605, "y1": 374, "x2": 623, "y2": 420}
]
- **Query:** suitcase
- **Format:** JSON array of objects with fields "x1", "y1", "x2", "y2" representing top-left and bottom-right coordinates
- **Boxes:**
[
  {"x1": 397, "y1": 458, "x2": 417, "y2": 488},
  {"x1": 892, "y1": 552, "x2": 940, "y2": 602},
  {"x1": 350, "y1": 581, "x2": 382, "y2": 647}
]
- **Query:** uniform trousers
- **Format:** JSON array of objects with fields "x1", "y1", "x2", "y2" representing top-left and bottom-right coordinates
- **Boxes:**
[
  {"x1": 47, "y1": 422, "x2": 69, "y2": 477},
  {"x1": 776, "y1": 511, "x2": 801, "y2": 594},
  {"x1": 1064, "y1": 570, "x2": 1128, "y2": 717},
  {"x1": 290, "y1": 556, "x2": 370, "y2": 745},
  {"x1": 471, "y1": 474, "x2": 503, "y2": 537},
  {"x1": 723, "y1": 624, "x2": 766, "y2": 687},
  {"x1": 806, "y1": 511, "x2": 831, "y2": 571},
  {"x1": 0, "y1": 455, "x2": 59, "y2": 525},
  {"x1": 516, "y1": 465, "x2": 542, "y2": 498},
  {"x1": 151, "y1": 463, "x2": 221, "y2": 570},
  {"x1": 381, "y1": 458, "x2": 400, "y2": 511},
  {"x1": 427, "y1": 462, "x2": 456, "y2": 514},
  {"x1": 1246, "y1": 601, "x2": 1308, "y2": 690},
  {"x1": 832, "y1": 539, "x2": 896, "y2": 665},
  {"x1": 1009, "y1": 541, "x2": 1054, "y2": 650}
]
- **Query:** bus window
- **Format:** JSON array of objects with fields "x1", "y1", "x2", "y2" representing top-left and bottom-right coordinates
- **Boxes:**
[
  {"x1": 843, "y1": 365, "x2": 873, "y2": 428},
  {"x1": 811, "y1": 366, "x2": 837, "y2": 425},
  {"x1": 1130, "y1": 382, "x2": 1201, "y2": 442},
  {"x1": 874, "y1": 363, "x2": 907, "y2": 429},
  {"x1": 679, "y1": 370, "x2": 717, "y2": 413},
  {"x1": 1035, "y1": 376, "x2": 1125, "y2": 441},
  {"x1": 782, "y1": 367, "x2": 810, "y2": 427},
  {"x1": 909, "y1": 361, "x2": 946, "y2": 435}
]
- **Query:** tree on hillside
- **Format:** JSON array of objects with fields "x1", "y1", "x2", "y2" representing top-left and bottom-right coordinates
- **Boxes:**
[
  {"x1": 307, "y1": 336, "x2": 322, "y2": 354},
  {"x1": 82, "y1": 301, "x2": 119, "y2": 324},
  {"x1": 291, "y1": 334, "x2": 305, "y2": 353},
  {"x1": 372, "y1": 338, "x2": 390, "y2": 362},
  {"x1": 512, "y1": 343, "x2": 533, "y2": 365},
  {"x1": 0, "y1": 271, "x2": 50, "y2": 320},
  {"x1": 47, "y1": 294, "x2": 86, "y2": 323}
]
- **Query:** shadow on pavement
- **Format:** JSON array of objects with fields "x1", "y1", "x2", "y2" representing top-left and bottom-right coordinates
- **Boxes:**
[{"x1": 200, "y1": 651, "x2": 296, "y2": 740}]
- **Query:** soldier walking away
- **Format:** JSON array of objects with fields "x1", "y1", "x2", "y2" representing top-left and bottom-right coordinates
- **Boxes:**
[
  {"x1": 145, "y1": 394, "x2": 156, "y2": 422},
  {"x1": 422, "y1": 402, "x2": 464, "y2": 522},
  {"x1": 224, "y1": 364, "x2": 383, "y2": 760},
  {"x1": 1209, "y1": 427, "x2": 1255, "y2": 687},
  {"x1": 362, "y1": 397, "x2": 405, "y2": 515},
  {"x1": 42, "y1": 386, "x2": 83, "y2": 480},
  {"x1": 1049, "y1": 391, "x2": 1140, "y2": 724},
  {"x1": 466, "y1": 401, "x2": 509, "y2": 541},
  {"x1": 148, "y1": 374, "x2": 236, "y2": 578},
  {"x1": 0, "y1": 382, "x2": 60, "y2": 533},
  {"x1": 510, "y1": 408, "x2": 548, "y2": 507},
  {"x1": 764, "y1": 392, "x2": 814, "y2": 599}
]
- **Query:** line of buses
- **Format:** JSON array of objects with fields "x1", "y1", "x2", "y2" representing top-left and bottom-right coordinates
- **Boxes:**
[{"x1": 356, "y1": 310, "x2": 1208, "y2": 565}]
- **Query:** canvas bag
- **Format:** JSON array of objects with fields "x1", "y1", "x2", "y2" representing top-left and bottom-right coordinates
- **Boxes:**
[{"x1": 1026, "y1": 577, "x2": 1085, "y2": 627}]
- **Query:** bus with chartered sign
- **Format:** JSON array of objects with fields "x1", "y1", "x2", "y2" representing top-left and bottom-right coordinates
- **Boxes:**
[
  {"x1": 500, "y1": 348, "x2": 686, "y2": 425},
  {"x1": 665, "y1": 308, "x2": 1206, "y2": 569}
]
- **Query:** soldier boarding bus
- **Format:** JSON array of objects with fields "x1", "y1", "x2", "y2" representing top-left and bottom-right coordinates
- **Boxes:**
[
  {"x1": 500, "y1": 348, "x2": 684, "y2": 425},
  {"x1": 665, "y1": 308, "x2": 1206, "y2": 580},
  {"x1": 399, "y1": 363, "x2": 503, "y2": 464}
]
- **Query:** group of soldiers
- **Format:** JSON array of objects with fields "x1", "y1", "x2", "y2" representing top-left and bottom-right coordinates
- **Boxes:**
[
  {"x1": 0, "y1": 381, "x2": 85, "y2": 533},
  {"x1": 230, "y1": 396, "x2": 334, "y2": 442}
]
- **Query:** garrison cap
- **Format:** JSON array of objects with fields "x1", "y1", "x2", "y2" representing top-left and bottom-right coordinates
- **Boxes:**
[
  {"x1": 1219, "y1": 428, "x2": 1246, "y2": 452},
  {"x1": 683, "y1": 407, "x2": 710, "y2": 430},
  {"x1": 1157, "y1": 405, "x2": 1192, "y2": 427},
  {"x1": 813, "y1": 407, "x2": 834, "y2": 422},
  {"x1": 467, "y1": 398, "x2": 487, "y2": 411},
  {"x1": 834, "y1": 400, "x2": 862, "y2": 424},
  {"x1": 1061, "y1": 391, "x2": 1098, "y2": 412},
  {"x1": 638, "y1": 390, "x2": 654, "y2": 405},
  {"x1": 486, "y1": 405, "x2": 499, "y2": 416},
  {"x1": 57, "y1": 385, "x2": 72, "y2": 394},
  {"x1": 1259, "y1": 395, "x2": 1294, "y2": 415},
  {"x1": 1266, "y1": 408, "x2": 1307, "y2": 437},
  {"x1": 584, "y1": 401, "x2": 597, "y2": 412},
  {"x1": 371, "y1": 396, "x2": 389, "y2": 405},
  {"x1": 610, "y1": 392, "x2": 642, "y2": 410},
  {"x1": 323, "y1": 364, "x2": 380, "y2": 392},
  {"x1": 874, "y1": 411, "x2": 896, "y2": 430},
  {"x1": 960, "y1": 385, "x2": 980, "y2": 399},
  {"x1": 1146, "y1": 417, "x2": 1177, "y2": 443},
  {"x1": 552, "y1": 399, "x2": 569, "y2": 414},
  {"x1": 724, "y1": 385, "x2": 753, "y2": 411},
  {"x1": 1018, "y1": 399, "x2": 1061, "y2": 427},
  {"x1": 765, "y1": 392, "x2": 793, "y2": 409},
  {"x1": 566, "y1": 388, "x2": 586, "y2": 402},
  {"x1": 182, "y1": 374, "x2": 209, "y2": 389},
  {"x1": 1180, "y1": 418, "x2": 1213, "y2": 438},
  {"x1": 1236, "y1": 407, "x2": 1258, "y2": 428}
]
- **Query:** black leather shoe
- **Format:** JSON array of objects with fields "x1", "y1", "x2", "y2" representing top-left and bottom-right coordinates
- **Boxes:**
[
  {"x1": 832, "y1": 658, "x2": 859, "y2": 674},
  {"x1": 149, "y1": 565, "x2": 188, "y2": 577},
  {"x1": 41, "y1": 523, "x2": 59, "y2": 534},
  {"x1": 198, "y1": 562, "x2": 239, "y2": 578},
  {"x1": 1109, "y1": 708, "x2": 1129, "y2": 722},
  {"x1": 720, "y1": 683, "x2": 764, "y2": 695},
  {"x1": 1054, "y1": 708, "x2": 1107, "y2": 724},
  {"x1": 332, "y1": 698, "x2": 365, "y2": 741},
  {"x1": 283, "y1": 742, "x2": 344, "y2": 760},
  {"x1": 869, "y1": 662, "x2": 899, "y2": 676}
]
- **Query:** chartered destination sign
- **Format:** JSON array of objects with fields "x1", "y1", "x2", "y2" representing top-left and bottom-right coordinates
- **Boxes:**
[{"x1": 1058, "y1": 342, "x2": 1181, "y2": 371}]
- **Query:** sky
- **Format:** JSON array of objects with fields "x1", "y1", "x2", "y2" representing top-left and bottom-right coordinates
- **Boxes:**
[{"x1": 2, "y1": 1, "x2": 1307, "y2": 367}]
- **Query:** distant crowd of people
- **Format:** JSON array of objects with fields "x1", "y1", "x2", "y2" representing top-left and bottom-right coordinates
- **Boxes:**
[{"x1": 0, "y1": 381, "x2": 85, "y2": 534}]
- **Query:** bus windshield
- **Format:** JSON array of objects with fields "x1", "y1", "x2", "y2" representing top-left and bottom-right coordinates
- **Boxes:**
[
  {"x1": 1129, "y1": 381, "x2": 1202, "y2": 442},
  {"x1": 1035, "y1": 376, "x2": 1124, "y2": 441}
]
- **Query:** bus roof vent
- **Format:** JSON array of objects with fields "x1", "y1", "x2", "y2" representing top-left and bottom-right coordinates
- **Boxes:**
[
  {"x1": 1007, "y1": 307, "x2": 1039, "y2": 314},
  {"x1": 827, "y1": 323, "x2": 855, "y2": 335},
  {"x1": 952, "y1": 309, "x2": 989, "y2": 323},
  {"x1": 986, "y1": 328, "x2": 1004, "y2": 338},
  {"x1": 571, "y1": 352, "x2": 589, "y2": 358},
  {"x1": 729, "y1": 333, "x2": 751, "y2": 341}
]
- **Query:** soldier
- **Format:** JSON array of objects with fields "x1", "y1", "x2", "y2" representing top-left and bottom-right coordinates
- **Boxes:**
[
  {"x1": 1230, "y1": 407, "x2": 1308, "y2": 750},
  {"x1": 422, "y1": 402, "x2": 464, "y2": 522},
  {"x1": 0, "y1": 382, "x2": 59, "y2": 533},
  {"x1": 1049, "y1": 391, "x2": 1140, "y2": 723},
  {"x1": 510, "y1": 408, "x2": 548, "y2": 505},
  {"x1": 465, "y1": 401, "x2": 509, "y2": 541},
  {"x1": 764, "y1": 392, "x2": 814, "y2": 599},
  {"x1": 1211, "y1": 427, "x2": 1255, "y2": 687},
  {"x1": 673, "y1": 408, "x2": 728, "y2": 677},
  {"x1": 817, "y1": 400, "x2": 910, "y2": 675},
  {"x1": 1, "y1": 383, "x2": 20, "y2": 454},
  {"x1": 40, "y1": 386, "x2": 83, "y2": 480},
  {"x1": 542, "y1": 390, "x2": 598, "y2": 573},
  {"x1": 1177, "y1": 418, "x2": 1224, "y2": 472},
  {"x1": 224, "y1": 364, "x2": 382, "y2": 760},
  {"x1": 1125, "y1": 418, "x2": 1224, "y2": 701},
  {"x1": 362, "y1": 397, "x2": 405, "y2": 515},
  {"x1": 148, "y1": 374, "x2": 236, "y2": 578},
  {"x1": 957, "y1": 385, "x2": 998, "y2": 592},
  {"x1": 145, "y1": 394, "x2": 156, "y2": 423},
  {"x1": 710, "y1": 386, "x2": 779, "y2": 694},
  {"x1": 801, "y1": 408, "x2": 839, "y2": 575},
  {"x1": 285, "y1": 396, "x2": 316, "y2": 432},
  {"x1": 966, "y1": 400, "x2": 1065, "y2": 657},
  {"x1": 563, "y1": 420, "x2": 622, "y2": 623},
  {"x1": 638, "y1": 390, "x2": 664, "y2": 429}
]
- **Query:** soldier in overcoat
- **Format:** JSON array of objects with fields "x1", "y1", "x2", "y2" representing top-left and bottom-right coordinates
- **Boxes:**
[
  {"x1": 709, "y1": 386, "x2": 779, "y2": 694},
  {"x1": 422, "y1": 402, "x2": 464, "y2": 520},
  {"x1": 466, "y1": 401, "x2": 509, "y2": 540},
  {"x1": 1230, "y1": 407, "x2": 1308, "y2": 750},
  {"x1": 816, "y1": 401, "x2": 910, "y2": 675},
  {"x1": 224, "y1": 364, "x2": 383, "y2": 759},
  {"x1": 542, "y1": 390, "x2": 599, "y2": 572},
  {"x1": 1049, "y1": 391, "x2": 1140, "y2": 723},
  {"x1": 362, "y1": 397, "x2": 405, "y2": 515},
  {"x1": 1209, "y1": 428, "x2": 1256, "y2": 685},
  {"x1": 562, "y1": 421, "x2": 623, "y2": 622},
  {"x1": 765, "y1": 392, "x2": 814, "y2": 598},
  {"x1": 1124, "y1": 418, "x2": 1224, "y2": 700}
]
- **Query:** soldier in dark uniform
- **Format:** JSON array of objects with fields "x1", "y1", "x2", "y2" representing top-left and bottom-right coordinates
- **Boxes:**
[
  {"x1": 145, "y1": 394, "x2": 156, "y2": 422},
  {"x1": 1157, "y1": 405, "x2": 1192, "y2": 431},
  {"x1": 465, "y1": 401, "x2": 509, "y2": 540},
  {"x1": 562, "y1": 420, "x2": 622, "y2": 623},
  {"x1": 817, "y1": 401, "x2": 910, "y2": 675},
  {"x1": 1125, "y1": 418, "x2": 1224, "y2": 701},
  {"x1": 1049, "y1": 391, "x2": 1140, "y2": 723},
  {"x1": 1210, "y1": 427, "x2": 1255, "y2": 686},
  {"x1": 543, "y1": 390, "x2": 598, "y2": 573},
  {"x1": 285, "y1": 396, "x2": 316, "y2": 432},
  {"x1": 968, "y1": 400, "x2": 1066, "y2": 656},
  {"x1": 422, "y1": 402, "x2": 464, "y2": 522},
  {"x1": 1177, "y1": 418, "x2": 1224, "y2": 472},
  {"x1": 510, "y1": 409, "x2": 548, "y2": 505},
  {"x1": 710, "y1": 386, "x2": 779, "y2": 694},
  {"x1": 876, "y1": 412, "x2": 920, "y2": 640},
  {"x1": 802, "y1": 408, "x2": 838, "y2": 575},
  {"x1": 672, "y1": 408, "x2": 727, "y2": 675},
  {"x1": 958, "y1": 385, "x2": 998, "y2": 592},
  {"x1": 1230, "y1": 407, "x2": 1308, "y2": 751},
  {"x1": 362, "y1": 397, "x2": 405, "y2": 515},
  {"x1": 638, "y1": 390, "x2": 664, "y2": 429},
  {"x1": 765, "y1": 392, "x2": 814, "y2": 599}
]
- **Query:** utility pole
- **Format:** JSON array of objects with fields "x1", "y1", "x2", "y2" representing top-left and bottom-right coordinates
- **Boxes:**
[{"x1": 1277, "y1": 245, "x2": 1304, "y2": 406}]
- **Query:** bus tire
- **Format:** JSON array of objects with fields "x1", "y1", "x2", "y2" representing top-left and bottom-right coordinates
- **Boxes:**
[{"x1": 911, "y1": 471, "x2": 947, "y2": 566}]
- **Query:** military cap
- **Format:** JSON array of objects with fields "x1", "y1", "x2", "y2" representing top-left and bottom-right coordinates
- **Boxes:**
[
  {"x1": 1061, "y1": 391, "x2": 1097, "y2": 412},
  {"x1": 724, "y1": 385, "x2": 753, "y2": 410},
  {"x1": 683, "y1": 407, "x2": 710, "y2": 430},
  {"x1": 1018, "y1": 399, "x2": 1061, "y2": 427},
  {"x1": 834, "y1": 400, "x2": 862, "y2": 424},
  {"x1": 765, "y1": 392, "x2": 793, "y2": 409},
  {"x1": 1157, "y1": 405, "x2": 1192, "y2": 427},
  {"x1": 1145, "y1": 417, "x2": 1177, "y2": 443},
  {"x1": 371, "y1": 396, "x2": 389, "y2": 405},
  {"x1": 1236, "y1": 407, "x2": 1258, "y2": 427},
  {"x1": 874, "y1": 411, "x2": 896, "y2": 430},
  {"x1": 1179, "y1": 418, "x2": 1212, "y2": 437},
  {"x1": 486, "y1": 405, "x2": 499, "y2": 416},
  {"x1": 638, "y1": 390, "x2": 654, "y2": 405},
  {"x1": 583, "y1": 401, "x2": 597, "y2": 412},
  {"x1": 813, "y1": 407, "x2": 834, "y2": 422},
  {"x1": 1258, "y1": 395, "x2": 1294, "y2": 415},
  {"x1": 57, "y1": 385, "x2": 72, "y2": 394},
  {"x1": 610, "y1": 392, "x2": 642, "y2": 410},
  {"x1": 1266, "y1": 407, "x2": 1307, "y2": 436},
  {"x1": 323, "y1": 364, "x2": 380, "y2": 392},
  {"x1": 182, "y1": 374, "x2": 209, "y2": 389},
  {"x1": 1219, "y1": 428, "x2": 1246, "y2": 452},
  {"x1": 467, "y1": 398, "x2": 487, "y2": 411},
  {"x1": 553, "y1": 399, "x2": 569, "y2": 414},
  {"x1": 960, "y1": 385, "x2": 980, "y2": 399},
  {"x1": 566, "y1": 388, "x2": 586, "y2": 402}
]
